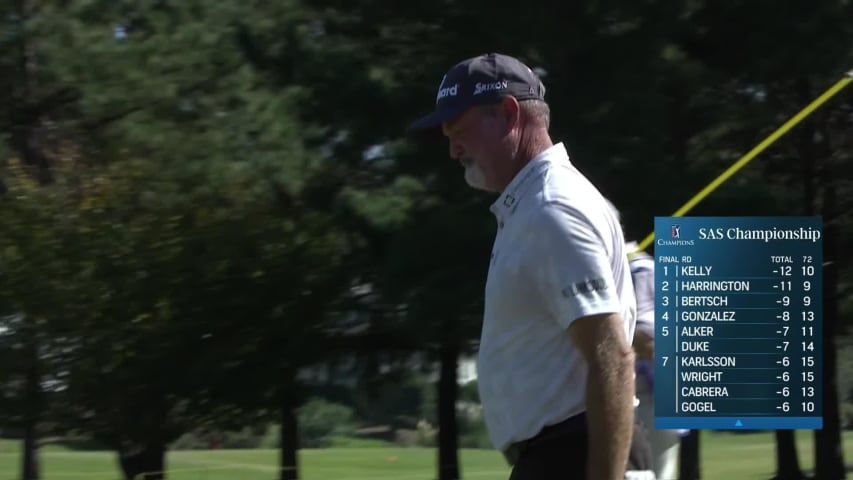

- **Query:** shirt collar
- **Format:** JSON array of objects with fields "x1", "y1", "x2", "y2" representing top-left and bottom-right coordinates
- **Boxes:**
[{"x1": 490, "y1": 142, "x2": 570, "y2": 220}]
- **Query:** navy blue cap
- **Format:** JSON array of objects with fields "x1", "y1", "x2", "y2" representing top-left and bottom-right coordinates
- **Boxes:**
[{"x1": 408, "y1": 53, "x2": 547, "y2": 132}]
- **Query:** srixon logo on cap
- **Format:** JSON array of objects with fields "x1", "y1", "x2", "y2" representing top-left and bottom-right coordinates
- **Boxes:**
[{"x1": 474, "y1": 80, "x2": 508, "y2": 95}]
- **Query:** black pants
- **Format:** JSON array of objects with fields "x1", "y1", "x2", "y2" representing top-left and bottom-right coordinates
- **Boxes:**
[{"x1": 507, "y1": 413, "x2": 654, "y2": 480}]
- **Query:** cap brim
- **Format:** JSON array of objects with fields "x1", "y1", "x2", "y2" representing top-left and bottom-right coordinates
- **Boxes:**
[{"x1": 407, "y1": 104, "x2": 469, "y2": 133}]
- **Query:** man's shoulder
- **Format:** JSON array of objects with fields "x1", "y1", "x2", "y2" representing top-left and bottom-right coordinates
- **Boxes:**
[
  {"x1": 526, "y1": 197, "x2": 592, "y2": 233},
  {"x1": 629, "y1": 254, "x2": 655, "y2": 274},
  {"x1": 538, "y1": 164, "x2": 610, "y2": 214},
  {"x1": 540, "y1": 160, "x2": 591, "y2": 195},
  {"x1": 532, "y1": 189, "x2": 619, "y2": 236}
]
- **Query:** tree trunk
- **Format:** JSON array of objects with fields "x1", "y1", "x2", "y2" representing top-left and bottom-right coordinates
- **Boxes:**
[
  {"x1": 773, "y1": 430, "x2": 803, "y2": 480},
  {"x1": 437, "y1": 340, "x2": 460, "y2": 480},
  {"x1": 814, "y1": 182, "x2": 845, "y2": 479},
  {"x1": 679, "y1": 430, "x2": 700, "y2": 479},
  {"x1": 9, "y1": 0, "x2": 55, "y2": 185},
  {"x1": 21, "y1": 333, "x2": 40, "y2": 480},
  {"x1": 769, "y1": 96, "x2": 817, "y2": 480},
  {"x1": 280, "y1": 367, "x2": 300, "y2": 480},
  {"x1": 22, "y1": 424, "x2": 40, "y2": 480},
  {"x1": 117, "y1": 442, "x2": 166, "y2": 480}
]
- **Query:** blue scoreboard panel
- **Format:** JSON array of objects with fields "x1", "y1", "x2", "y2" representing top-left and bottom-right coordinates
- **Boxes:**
[{"x1": 653, "y1": 217, "x2": 823, "y2": 430}]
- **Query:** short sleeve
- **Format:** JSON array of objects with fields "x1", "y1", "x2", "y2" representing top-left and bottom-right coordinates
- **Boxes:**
[
  {"x1": 631, "y1": 264, "x2": 655, "y2": 338},
  {"x1": 532, "y1": 201, "x2": 622, "y2": 330}
]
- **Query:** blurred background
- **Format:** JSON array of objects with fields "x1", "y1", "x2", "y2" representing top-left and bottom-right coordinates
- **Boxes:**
[{"x1": 1, "y1": 1, "x2": 852, "y2": 479}]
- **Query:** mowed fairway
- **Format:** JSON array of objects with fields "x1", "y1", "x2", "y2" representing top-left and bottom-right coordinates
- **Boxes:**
[{"x1": 1, "y1": 431, "x2": 851, "y2": 480}]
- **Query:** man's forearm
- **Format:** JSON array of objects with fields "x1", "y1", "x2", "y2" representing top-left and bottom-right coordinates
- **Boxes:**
[{"x1": 585, "y1": 348, "x2": 635, "y2": 480}]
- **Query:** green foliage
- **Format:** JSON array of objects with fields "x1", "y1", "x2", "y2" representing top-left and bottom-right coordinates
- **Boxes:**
[
  {"x1": 353, "y1": 375, "x2": 427, "y2": 429},
  {"x1": 456, "y1": 398, "x2": 490, "y2": 449},
  {"x1": 297, "y1": 398, "x2": 357, "y2": 448},
  {"x1": 419, "y1": 379, "x2": 437, "y2": 426},
  {"x1": 458, "y1": 417, "x2": 491, "y2": 450},
  {"x1": 338, "y1": 176, "x2": 425, "y2": 231},
  {"x1": 0, "y1": 3, "x2": 356, "y2": 471},
  {"x1": 171, "y1": 427, "x2": 267, "y2": 451},
  {"x1": 458, "y1": 381, "x2": 480, "y2": 404}
]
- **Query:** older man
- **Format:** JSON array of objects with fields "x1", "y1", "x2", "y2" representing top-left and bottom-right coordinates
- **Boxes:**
[{"x1": 409, "y1": 53, "x2": 652, "y2": 480}]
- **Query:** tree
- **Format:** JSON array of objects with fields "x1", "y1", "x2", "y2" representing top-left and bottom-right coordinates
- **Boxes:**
[
  {"x1": 0, "y1": 315, "x2": 44, "y2": 480},
  {"x1": 661, "y1": 3, "x2": 853, "y2": 477},
  {"x1": 1, "y1": 2, "x2": 359, "y2": 479},
  {"x1": 813, "y1": 90, "x2": 850, "y2": 480},
  {"x1": 233, "y1": 5, "x2": 495, "y2": 478},
  {"x1": 0, "y1": 164, "x2": 88, "y2": 480}
]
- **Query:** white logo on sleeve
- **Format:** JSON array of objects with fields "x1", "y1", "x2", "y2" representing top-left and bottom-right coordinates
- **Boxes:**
[{"x1": 474, "y1": 80, "x2": 508, "y2": 95}]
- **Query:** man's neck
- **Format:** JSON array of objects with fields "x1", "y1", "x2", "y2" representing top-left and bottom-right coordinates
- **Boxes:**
[
  {"x1": 508, "y1": 130, "x2": 553, "y2": 180},
  {"x1": 519, "y1": 135, "x2": 554, "y2": 166}
]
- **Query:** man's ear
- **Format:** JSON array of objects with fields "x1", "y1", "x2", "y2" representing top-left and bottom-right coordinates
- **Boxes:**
[{"x1": 499, "y1": 96, "x2": 521, "y2": 133}]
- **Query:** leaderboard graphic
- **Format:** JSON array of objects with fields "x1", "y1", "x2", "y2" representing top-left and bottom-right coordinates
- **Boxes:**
[{"x1": 653, "y1": 217, "x2": 823, "y2": 430}]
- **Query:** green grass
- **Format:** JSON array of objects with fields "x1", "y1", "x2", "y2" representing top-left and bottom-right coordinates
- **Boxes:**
[
  {"x1": 0, "y1": 431, "x2": 851, "y2": 480},
  {"x1": 325, "y1": 436, "x2": 394, "y2": 449}
]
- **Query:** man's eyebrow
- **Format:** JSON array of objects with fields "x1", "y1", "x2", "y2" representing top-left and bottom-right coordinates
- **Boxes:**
[
  {"x1": 442, "y1": 118, "x2": 460, "y2": 135},
  {"x1": 444, "y1": 111, "x2": 469, "y2": 133}
]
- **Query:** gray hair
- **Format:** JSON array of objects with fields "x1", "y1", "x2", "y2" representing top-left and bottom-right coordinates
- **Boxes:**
[
  {"x1": 483, "y1": 98, "x2": 551, "y2": 129},
  {"x1": 520, "y1": 99, "x2": 550, "y2": 129}
]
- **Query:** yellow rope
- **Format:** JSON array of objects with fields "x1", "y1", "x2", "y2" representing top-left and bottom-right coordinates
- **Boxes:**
[{"x1": 633, "y1": 72, "x2": 853, "y2": 255}]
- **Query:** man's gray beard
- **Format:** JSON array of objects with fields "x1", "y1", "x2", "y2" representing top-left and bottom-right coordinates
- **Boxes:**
[{"x1": 464, "y1": 164, "x2": 489, "y2": 191}]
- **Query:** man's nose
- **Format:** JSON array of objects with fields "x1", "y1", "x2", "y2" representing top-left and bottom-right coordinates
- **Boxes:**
[{"x1": 449, "y1": 141, "x2": 464, "y2": 160}]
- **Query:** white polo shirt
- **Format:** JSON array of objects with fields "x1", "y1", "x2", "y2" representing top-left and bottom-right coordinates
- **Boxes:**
[
  {"x1": 627, "y1": 243, "x2": 655, "y2": 341},
  {"x1": 477, "y1": 143, "x2": 637, "y2": 451},
  {"x1": 628, "y1": 245, "x2": 656, "y2": 397}
]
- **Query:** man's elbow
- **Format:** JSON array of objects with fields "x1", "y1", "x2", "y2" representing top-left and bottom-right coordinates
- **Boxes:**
[
  {"x1": 604, "y1": 340, "x2": 635, "y2": 377},
  {"x1": 568, "y1": 312, "x2": 635, "y2": 371}
]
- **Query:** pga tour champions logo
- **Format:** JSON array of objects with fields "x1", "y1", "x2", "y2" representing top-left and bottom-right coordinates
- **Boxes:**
[{"x1": 671, "y1": 224, "x2": 681, "y2": 239}]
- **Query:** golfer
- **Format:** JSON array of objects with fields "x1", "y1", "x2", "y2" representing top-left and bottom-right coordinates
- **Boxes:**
[
  {"x1": 409, "y1": 53, "x2": 653, "y2": 480},
  {"x1": 627, "y1": 240, "x2": 684, "y2": 479}
]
